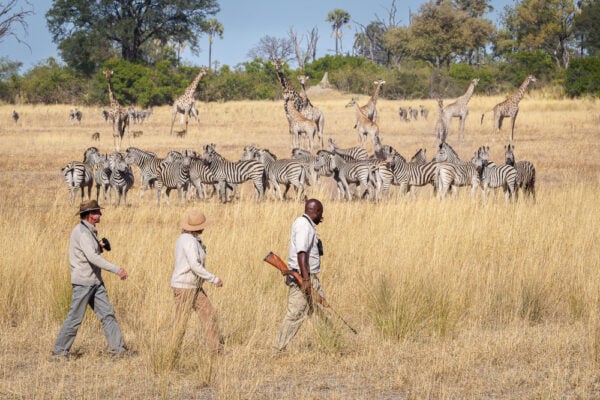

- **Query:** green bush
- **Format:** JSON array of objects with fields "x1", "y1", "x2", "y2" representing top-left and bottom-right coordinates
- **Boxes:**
[{"x1": 565, "y1": 57, "x2": 600, "y2": 97}]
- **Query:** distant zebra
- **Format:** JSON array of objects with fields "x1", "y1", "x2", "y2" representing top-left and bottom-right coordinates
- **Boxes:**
[
  {"x1": 125, "y1": 147, "x2": 161, "y2": 197},
  {"x1": 398, "y1": 107, "x2": 409, "y2": 122},
  {"x1": 254, "y1": 148, "x2": 307, "y2": 201},
  {"x1": 69, "y1": 108, "x2": 82, "y2": 125},
  {"x1": 93, "y1": 153, "x2": 111, "y2": 203},
  {"x1": 12, "y1": 110, "x2": 19, "y2": 124},
  {"x1": 202, "y1": 146, "x2": 265, "y2": 203},
  {"x1": 91, "y1": 132, "x2": 100, "y2": 141},
  {"x1": 156, "y1": 152, "x2": 191, "y2": 206},
  {"x1": 408, "y1": 106, "x2": 419, "y2": 120},
  {"x1": 61, "y1": 147, "x2": 101, "y2": 205},
  {"x1": 101, "y1": 109, "x2": 110, "y2": 123},
  {"x1": 327, "y1": 138, "x2": 369, "y2": 161},
  {"x1": 420, "y1": 105, "x2": 429, "y2": 120},
  {"x1": 505, "y1": 144, "x2": 536, "y2": 202},
  {"x1": 314, "y1": 150, "x2": 375, "y2": 201},
  {"x1": 110, "y1": 152, "x2": 135, "y2": 207},
  {"x1": 473, "y1": 146, "x2": 518, "y2": 203}
]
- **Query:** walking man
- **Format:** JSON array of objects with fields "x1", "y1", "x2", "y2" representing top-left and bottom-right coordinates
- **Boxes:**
[
  {"x1": 52, "y1": 200, "x2": 129, "y2": 359},
  {"x1": 273, "y1": 198, "x2": 325, "y2": 352},
  {"x1": 170, "y1": 209, "x2": 223, "y2": 360}
]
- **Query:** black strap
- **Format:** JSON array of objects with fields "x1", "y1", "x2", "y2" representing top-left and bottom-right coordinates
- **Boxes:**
[{"x1": 80, "y1": 221, "x2": 101, "y2": 249}]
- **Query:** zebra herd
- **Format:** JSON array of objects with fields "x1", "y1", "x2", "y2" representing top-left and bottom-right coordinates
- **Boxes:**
[{"x1": 61, "y1": 139, "x2": 536, "y2": 206}]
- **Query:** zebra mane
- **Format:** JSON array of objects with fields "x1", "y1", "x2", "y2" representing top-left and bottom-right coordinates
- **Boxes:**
[{"x1": 261, "y1": 148, "x2": 277, "y2": 160}]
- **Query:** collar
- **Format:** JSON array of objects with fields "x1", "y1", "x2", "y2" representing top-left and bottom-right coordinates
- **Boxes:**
[{"x1": 302, "y1": 214, "x2": 316, "y2": 228}]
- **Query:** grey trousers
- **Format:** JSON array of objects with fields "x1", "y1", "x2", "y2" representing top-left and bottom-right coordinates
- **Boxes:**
[
  {"x1": 273, "y1": 275, "x2": 325, "y2": 351},
  {"x1": 52, "y1": 284, "x2": 126, "y2": 355}
]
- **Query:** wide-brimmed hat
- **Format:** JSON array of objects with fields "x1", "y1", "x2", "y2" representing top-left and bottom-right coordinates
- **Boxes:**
[
  {"x1": 78, "y1": 200, "x2": 104, "y2": 215},
  {"x1": 181, "y1": 209, "x2": 212, "y2": 231}
]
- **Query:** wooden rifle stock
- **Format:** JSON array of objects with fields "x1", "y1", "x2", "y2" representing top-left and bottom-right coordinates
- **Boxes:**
[{"x1": 263, "y1": 251, "x2": 328, "y2": 307}]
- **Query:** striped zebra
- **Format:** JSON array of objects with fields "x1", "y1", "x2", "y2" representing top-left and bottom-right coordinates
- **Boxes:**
[
  {"x1": 314, "y1": 150, "x2": 375, "y2": 201},
  {"x1": 61, "y1": 147, "x2": 101, "y2": 205},
  {"x1": 254, "y1": 148, "x2": 307, "y2": 201},
  {"x1": 93, "y1": 153, "x2": 111, "y2": 203},
  {"x1": 388, "y1": 152, "x2": 437, "y2": 197},
  {"x1": 291, "y1": 148, "x2": 322, "y2": 185},
  {"x1": 110, "y1": 152, "x2": 135, "y2": 207},
  {"x1": 327, "y1": 138, "x2": 369, "y2": 161},
  {"x1": 473, "y1": 146, "x2": 518, "y2": 203},
  {"x1": 505, "y1": 144, "x2": 536, "y2": 202},
  {"x1": 434, "y1": 142, "x2": 465, "y2": 164},
  {"x1": 434, "y1": 145, "x2": 480, "y2": 200},
  {"x1": 202, "y1": 146, "x2": 265, "y2": 203},
  {"x1": 372, "y1": 134, "x2": 404, "y2": 162},
  {"x1": 125, "y1": 147, "x2": 161, "y2": 197},
  {"x1": 156, "y1": 152, "x2": 192, "y2": 206}
]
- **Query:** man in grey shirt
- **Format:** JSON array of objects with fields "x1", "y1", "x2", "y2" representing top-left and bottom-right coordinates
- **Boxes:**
[{"x1": 51, "y1": 200, "x2": 129, "y2": 359}]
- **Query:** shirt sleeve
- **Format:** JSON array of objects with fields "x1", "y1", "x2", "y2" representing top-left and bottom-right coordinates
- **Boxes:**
[
  {"x1": 292, "y1": 218, "x2": 314, "y2": 254},
  {"x1": 184, "y1": 236, "x2": 218, "y2": 283}
]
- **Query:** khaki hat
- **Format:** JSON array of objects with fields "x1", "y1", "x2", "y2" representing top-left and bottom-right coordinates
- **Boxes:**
[
  {"x1": 181, "y1": 209, "x2": 212, "y2": 231},
  {"x1": 78, "y1": 200, "x2": 104, "y2": 215}
]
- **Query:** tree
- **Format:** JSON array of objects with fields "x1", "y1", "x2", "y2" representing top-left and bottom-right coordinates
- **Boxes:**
[
  {"x1": 202, "y1": 18, "x2": 224, "y2": 71},
  {"x1": 289, "y1": 27, "x2": 319, "y2": 70},
  {"x1": 247, "y1": 35, "x2": 294, "y2": 62},
  {"x1": 0, "y1": 0, "x2": 33, "y2": 46},
  {"x1": 502, "y1": 0, "x2": 577, "y2": 68},
  {"x1": 573, "y1": 0, "x2": 600, "y2": 56},
  {"x1": 326, "y1": 8, "x2": 351, "y2": 55},
  {"x1": 353, "y1": 21, "x2": 388, "y2": 65},
  {"x1": 383, "y1": 26, "x2": 413, "y2": 68},
  {"x1": 46, "y1": 0, "x2": 220, "y2": 73}
]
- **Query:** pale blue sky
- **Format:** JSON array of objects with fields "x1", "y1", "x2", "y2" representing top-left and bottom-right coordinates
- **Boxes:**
[{"x1": 1, "y1": 0, "x2": 509, "y2": 72}]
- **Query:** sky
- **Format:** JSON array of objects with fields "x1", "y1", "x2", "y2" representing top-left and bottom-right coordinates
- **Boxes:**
[{"x1": 1, "y1": 0, "x2": 510, "y2": 72}]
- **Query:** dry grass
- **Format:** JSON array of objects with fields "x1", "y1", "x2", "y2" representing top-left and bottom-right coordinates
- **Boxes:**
[{"x1": 1, "y1": 89, "x2": 600, "y2": 399}]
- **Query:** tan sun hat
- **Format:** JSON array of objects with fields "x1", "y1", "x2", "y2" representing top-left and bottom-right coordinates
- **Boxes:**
[
  {"x1": 181, "y1": 209, "x2": 212, "y2": 231},
  {"x1": 78, "y1": 199, "x2": 104, "y2": 215}
]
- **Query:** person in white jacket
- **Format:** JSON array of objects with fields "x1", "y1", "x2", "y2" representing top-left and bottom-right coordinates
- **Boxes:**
[{"x1": 170, "y1": 209, "x2": 223, "y2": 357}]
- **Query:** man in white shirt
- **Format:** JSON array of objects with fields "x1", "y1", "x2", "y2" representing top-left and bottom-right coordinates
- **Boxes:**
[
  {"x1": 170, "y1": 209, "x2": 223, "y2": 358},
  {"x1": 273, "y1": 198, "x2": 325, "y2": 352}
]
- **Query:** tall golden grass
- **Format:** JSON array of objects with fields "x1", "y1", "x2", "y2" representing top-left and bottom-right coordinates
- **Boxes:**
[{"x1": 1, "y1": 89, "x2": 599, "y2": 398}]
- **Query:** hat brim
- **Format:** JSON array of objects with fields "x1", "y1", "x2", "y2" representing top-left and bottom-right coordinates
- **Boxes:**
[
  {"x1": 181, "y1": 218, "x2": 212, "y2": 232},
  {"x1": 77, "y1": 206, "x2": 104, "y2": 216}
]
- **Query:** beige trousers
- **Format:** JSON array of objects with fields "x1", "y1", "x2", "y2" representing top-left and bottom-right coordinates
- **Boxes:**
[
  {"x1": 171, "y1": 287, "x2": 221, "y2": 355},
  {"x1": 273, "y1": 274, "x2": 325, "y2": 351}
]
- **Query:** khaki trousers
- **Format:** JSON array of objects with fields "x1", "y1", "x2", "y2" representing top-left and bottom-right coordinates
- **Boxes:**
[
  {"x1": 274, "y1": 274, "x2": 325, "y2": 351},
  {"x1": 171, "y1": 287, "x2": 221, "y2": 355}
]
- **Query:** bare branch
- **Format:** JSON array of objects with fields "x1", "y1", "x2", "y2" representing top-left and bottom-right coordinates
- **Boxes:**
[{"x1": 0, "y1": 0, "x2": 33, "y2": 51}]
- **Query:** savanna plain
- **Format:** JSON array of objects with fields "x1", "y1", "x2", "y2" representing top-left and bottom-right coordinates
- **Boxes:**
[{"x1": 1, "y1": 87, "x2": 599, "y2": 399}]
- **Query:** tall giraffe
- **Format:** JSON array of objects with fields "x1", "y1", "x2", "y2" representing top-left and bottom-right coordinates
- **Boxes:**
[
  {"x1": 169, "y1": 67, "x2": 208, "y2": 135},
  {"x1": 104, "y1": 70, "x2": 129, "y2": 151},
  {"x1": 355, "y1": 79, "x2": 385, "y2": 128},
  {"x1": 434, "y1": 99, "x2": 447, "y2": 145},
  {"x1": 442, "y1": 78, "x2": 479, "y2": 139},
  {"x1": 481, "y1": 75, "x2": 537, "y2": 142},
  {"x1": 285, "y1": 97, "x2": 318, "y2": 151},
  {"x1": 272, "y1": 59, "x2": 304, "y2": 122},
  {"x1": 297, "y1": 75, "x2": 324, "y2": 148},
  {"x1": 346, "y1": 97, "x2": 379, "y2": 147}
]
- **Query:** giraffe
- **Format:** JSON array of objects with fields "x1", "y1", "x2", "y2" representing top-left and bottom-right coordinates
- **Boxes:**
[
  {"x1": 346, "y1": 97, "x2": 379, "y2": 147},
  {"x1": 442, "y1": 78, "x2": 479, "y2": 140},
  {"x1": 169, "y1": 67, "x2": 208, "y2": 135},
  {"x1": 355, "y1": 79, "x2": 385, "y2": 128},
  {"x1": 104, "y1": 70, "x2": 129, "y2": 152},
  {"x1": 271, "y1": 59, "x2": 304, "y2": 124},
  {"x1": 434, "y1": 99, "x2": 447, "y2": 145},
  {"x1": 481, "y1": 75, "x2": 537, "y2": 142},
  {"x1": 297, "y1": 75, "x2": 324, "y2": 149},
  {"x1": 285, "y1": 97, "x2": 318, "y2": 151}
]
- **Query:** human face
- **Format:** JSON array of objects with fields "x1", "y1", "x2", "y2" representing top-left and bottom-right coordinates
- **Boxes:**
[
  {"x1": 85, "y1": 210, "x2": 102, "y2": 225},
  {"x1": 308, "y1": 204, "x2": 324, "y2": 225}
]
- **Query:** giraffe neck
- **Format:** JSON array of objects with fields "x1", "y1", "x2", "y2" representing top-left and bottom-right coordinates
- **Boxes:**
[
  {"x1": 368, "y1": 82, "x2": 383, "y2": 106},
  {"x1": 458, "y1": 82, "x2": 477, "y2": 105},
  {"x1": 184, "y1": 70, "x2": 206, "y2": 97},
  {"x1": 512, "y1": 77, "x2": 532, "y2": 103}
]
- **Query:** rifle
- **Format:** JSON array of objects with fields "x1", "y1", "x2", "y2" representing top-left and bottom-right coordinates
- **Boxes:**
[{"x1": 263, "y1": 251, "x2": 358, "y2": 334}]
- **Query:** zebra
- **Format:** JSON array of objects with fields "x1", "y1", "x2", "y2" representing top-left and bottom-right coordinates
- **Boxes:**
[
  {"x1": 156, "y1": 152, "x2": 192, "y2": 206},
  {"x1": 101, "y1": 109, "x2": 110, "y2": 123},
  {"x1": 473, "y1": 146, "x2": 518, "y2": 203},
  {"x1": 254, "y1": 148, "x2": 307, "y2": 201},
  {"x1": 61, "y1": 147, "x2": 101, "y2": 205},
  {"x1": 420, "y1": 105, "x2": 429, "y2": 120},
  {"x1": 240, "y1": 145, "x2": 261, "y2": 161},
  {"x1": 69, "y1": 108, "x2": 82, "y2": 125},
  {"x1": 12, "y1": 110, "x2": 19, "y2": 124},
  {"x1": 93, "y1": 153, "x2": 111, "y2": 203},
  {"x1": 434, "y1": 142, "x2": 466, "y2": 165},
  {"x1": 408, "y1": 106, "x2": 419, "y2": 120},
  {"x1": 398, "y1": 107, "x2": 409, "y2": 122},
  {"x1": 387, "y1": 151, "x2": 437, "y2": 197},
  {"x1": 291, "y1": 148, "x2": 321, "y2": 184},
  {"x1": 202, "y1": 146, "x2": 265, "y2": 203},
  {"x1": 188, "y1": 154, "x2": 220, "y2": 201},
  {"x1": 125, "y1": 147, "x2": 161, "y2": 197},
  {"x1": 110, "y1": 152, "x2": 135, "y2": 207},
  {"x1": 327, "y1": 138, "x2": 369, "y2": 161},
  {"x1": 372, "y1": 134, "x2": 404, "y2": 162},
  {"x1": 505, "y1": 144, "x2": 536, "y2": 202},
  {"x1": 314, "y1": 150, "x2": 375, "y2": 201}
]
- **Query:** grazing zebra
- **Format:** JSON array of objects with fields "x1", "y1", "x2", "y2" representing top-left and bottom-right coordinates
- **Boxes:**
[
  {"x1": 327, "y1": 138, "x2": 369, "y2": 161},
  {"x1": 69, "y1": 108, "x2": 82, "y2": 125},
  {"x1": 61, "y1": 147, "x2": 101, "y2": 205},
  {"x1": 254, "y1": 148, "x2": 307, "y2": 201},
  {"x1": 505, "y1": 144, "x2": 536, "y2": 202},
  {"x1": 387, "y1": 152, "x2": 437, "y2": 197},
  {"x1": 93, "y1": 153, "x2": 111, "y2": 203},
  {"x1": 110, "y1": 152, "x2": 135, "y2": 207},
  {"x1": 202, "y1": 146, "x2": 265, "y2": 203},
  {"x1": 473, "y1": 146, "x2": 518, "y2": 203},
  {"x1": 125, "y1": 147, "x2": 161, "y2": 197},
  {"x1": 314, "y1": 150, "x2": 375, "y2": 201},
  {"x1": 156, "y1": 152, "x2": 192, "y2": 206}
]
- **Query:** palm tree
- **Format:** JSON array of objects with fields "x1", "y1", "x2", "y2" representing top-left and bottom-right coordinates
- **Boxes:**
[
  {"x1": 326, "y1": 8, "x2": 351, "y2": 55},
  {"x1": 202, "y1": 19, "x2": 224, "y2": 71}
]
